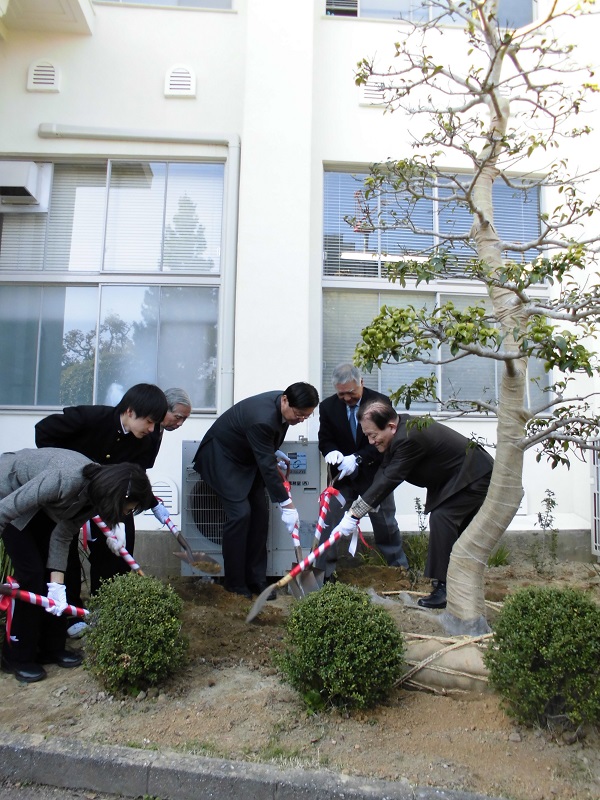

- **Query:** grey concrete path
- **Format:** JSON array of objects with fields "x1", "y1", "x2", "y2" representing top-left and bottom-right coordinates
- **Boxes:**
[{"x1": 0, "y1": 731, "x2": 505, "y2": 800}]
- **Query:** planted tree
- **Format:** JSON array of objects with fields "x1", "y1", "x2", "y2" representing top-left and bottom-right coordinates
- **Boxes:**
[{"x1": 352, "y1": 0, "x2": 600, "y2": 631}]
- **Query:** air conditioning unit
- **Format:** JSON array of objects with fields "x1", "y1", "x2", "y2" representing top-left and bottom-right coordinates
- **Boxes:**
[
  {"x1": 0, "y1": 161, "x2": 52, "y2": 212},
  {"x1": 180, "y1": 440, "x2": 321, "y2": 578}
]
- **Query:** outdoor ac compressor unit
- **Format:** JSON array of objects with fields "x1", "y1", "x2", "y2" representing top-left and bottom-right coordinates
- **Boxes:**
[{"x1": 180, "y1": 439, "x2": 321, "y2": 578}]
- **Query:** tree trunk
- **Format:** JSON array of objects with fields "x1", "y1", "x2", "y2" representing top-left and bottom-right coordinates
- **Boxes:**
[{"x1": 444, "y1": 148, "x2": 529, "y2": 631}]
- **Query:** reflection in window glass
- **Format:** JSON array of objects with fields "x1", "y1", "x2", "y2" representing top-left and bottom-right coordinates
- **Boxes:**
[
  {"x1": 98, "y1": 285, "x2": 218, "y2": 409},
  {"x1": 39, "y1": 286, "x2": 99, "y2": 406},
  {"x1": 0, "y1": 284, "x2": 218, "y2": 409}
]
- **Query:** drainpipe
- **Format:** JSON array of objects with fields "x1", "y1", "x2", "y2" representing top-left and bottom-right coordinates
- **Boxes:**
[{"x1": 38, "y1": 123, "x2": 239, "y2": 410}]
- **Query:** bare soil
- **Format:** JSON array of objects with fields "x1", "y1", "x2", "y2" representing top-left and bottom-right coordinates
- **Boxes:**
[{"x1": 2, "y1": 560, "x2": 600, "y2": 800}]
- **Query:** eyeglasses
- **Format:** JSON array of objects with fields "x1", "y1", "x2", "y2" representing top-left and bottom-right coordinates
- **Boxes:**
[{"x1": 290, "y1": 408, "x2": 314, "y2": 421}]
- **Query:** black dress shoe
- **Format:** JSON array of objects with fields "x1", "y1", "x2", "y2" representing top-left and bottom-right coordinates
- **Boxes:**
[
  {"x1": 224, "y1": 585, "x2": 252, "y2": 600},
  {"x1": 39, "y1": 649, "x2": 83, "y2": 669},
  {"x1": 417, "y1": 582, "x2": 447, "y2": 609},
  {"x1": 248, "y1": 583, "x2": 277, "y2": 601},
  {"x1": 1, "y1": 656, "x2": 47, "y2": 683}
]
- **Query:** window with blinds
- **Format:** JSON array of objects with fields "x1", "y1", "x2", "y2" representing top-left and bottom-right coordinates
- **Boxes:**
[
  {"x1": 0, "y1": 159, "x2": 224, "y2": 409},
  {"x1": 325, "y1": 0, "x2": 535, "y2": 27},
  {"x1": 323, "y1": 171, "x2": 540, "y2": 278},
  {"x1": 322, "y1": 169, "x2": 547, "y2": 410}
]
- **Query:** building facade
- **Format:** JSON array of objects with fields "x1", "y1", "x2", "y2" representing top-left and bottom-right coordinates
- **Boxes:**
[{"x1": 0, "y1": 0, "x2": 596, "y2": 545}]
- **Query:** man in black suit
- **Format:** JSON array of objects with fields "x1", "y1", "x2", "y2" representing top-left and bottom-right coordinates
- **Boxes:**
[
  {"x1": 316, "y1": 364, "x2": 408, "y2": 579},
  {"x1": 35, "y1": 383, "x2": 168, "y2": 598},
  {"x1": 192, "y1": 382, "x2": 319, "y2": 599},
  {"x1": 350, "y1": 399, "x2": 494, "y2": 609}
]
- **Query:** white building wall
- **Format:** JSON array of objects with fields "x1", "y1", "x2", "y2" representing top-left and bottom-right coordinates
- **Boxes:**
[{"x1": 0, "y1": 0, "x2": 595, "y2": 537}]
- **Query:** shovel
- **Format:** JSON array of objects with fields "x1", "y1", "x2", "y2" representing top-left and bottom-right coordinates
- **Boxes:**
[
  {"x1": 279, "y1": 465, "x2": 320, "y2": 599},
  {"x1": 162, "y1": 514, "x2": 222, "y2": 576},
  {"x1": 0, "y1": 581, "x2": 89, "y2": 618},
  {"x1": 247, "y1": 523, "x2": 347, "y2": 622},
  {"x1": 310, "y1": 480, "x2": 347, "y2": 588}
]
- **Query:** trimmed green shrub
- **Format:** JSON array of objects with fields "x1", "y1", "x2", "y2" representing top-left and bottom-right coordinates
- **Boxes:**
[
  {"x1": 84, "y1": 573, "x2": 188, "y2": 694},
  {"x1": 484, "y1": 586, "x2": 600, "y2": 727},
  {"x1": 276, "y1": 582, "x2": 405, "y2": 710}
]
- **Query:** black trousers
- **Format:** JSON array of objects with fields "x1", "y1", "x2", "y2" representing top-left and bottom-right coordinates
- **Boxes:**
[
  {"x1": 425, "y1": 473, "x2": 491, "y2": 583},
  {"x1": 1, "y1": 513, "x2": 68, "y2": 665},
  {"x1": 216, "y1": 472, "x2": 269, "y2": 590}
]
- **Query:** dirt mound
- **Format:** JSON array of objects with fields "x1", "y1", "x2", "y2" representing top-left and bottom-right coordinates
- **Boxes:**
[{"x1": 1, "y1": 561, "x2": 600, "y2": 800}]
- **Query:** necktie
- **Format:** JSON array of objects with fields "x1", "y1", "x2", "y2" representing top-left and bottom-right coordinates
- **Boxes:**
[{"x1": 349, "y1": 406, "x2": 357, "y2": 441}]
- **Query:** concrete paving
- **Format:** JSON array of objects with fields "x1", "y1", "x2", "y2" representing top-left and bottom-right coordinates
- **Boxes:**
[{"x1": 0, "y1": 731, "x2": 505, "y2": 800}]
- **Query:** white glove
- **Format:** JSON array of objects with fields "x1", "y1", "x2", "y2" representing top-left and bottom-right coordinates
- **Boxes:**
[
  {"x1": 275, "y1": 450, "x2": 290, "y2": 474},
  {"x1": 325, "y1": 450, "x2": 343, "y2": 465},
  {"x1": 105, "y1": 522, "x2": 126, "y2": 556},
  {"x1": 152, "y1": 502, "x2": 170, "y2": 525},
  {"x1": 280, "y1": 506, "x2": 300, "y2": 534},
  {"x1": 337, "y1": 454, "x2": 358, "y2": 479},
  {"x1": 46, "y1": 582, "x2": 68, "y2": 616},
  {"x1": 338, "y1": 511, "x2": 359, "y2": 538}
]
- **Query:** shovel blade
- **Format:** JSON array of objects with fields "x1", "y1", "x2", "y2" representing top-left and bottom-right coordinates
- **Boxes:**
[
  {"x1": 290, "y1": 562, "x2": 321, "y2": 596},
  {"x1": 247, "y1": 581, "x2": 280, "y2": 622},
  {"x1": 172, "y1": 551, "x2": 222, "y2": 575}
]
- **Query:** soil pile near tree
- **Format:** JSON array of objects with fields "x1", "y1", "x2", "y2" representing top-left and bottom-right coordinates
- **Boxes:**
[{"x1": 1, "y1": 560, "x2": 600, "y2": 800}]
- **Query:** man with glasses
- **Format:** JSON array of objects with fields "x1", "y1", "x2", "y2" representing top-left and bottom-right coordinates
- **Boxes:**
[
  {"x1": 315, "y1": 363, "x2": 408, "y2": 582},
  {"x1": 192, "y1": 382, "x2": 319, "y2": 599}
]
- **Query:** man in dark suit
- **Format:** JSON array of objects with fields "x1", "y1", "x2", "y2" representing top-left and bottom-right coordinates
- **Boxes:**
[
  {"x1": 316, "y1": 364, "x2": 408, "y2": 579},
  {"x1": 349, "y1": 399, "x2": 494, "y2": 609},
  {"x1": 192, "y1": 382, "x2": 319, "y2": 599},
  {"x1": 35, "y1": 383, "x2": 168, "y2": 598}
]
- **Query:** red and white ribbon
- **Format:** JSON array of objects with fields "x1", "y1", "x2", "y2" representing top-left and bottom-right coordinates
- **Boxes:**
[
  {"x1": 0, "y1": 579, "x2": 88, "y2": 641},
  {"x1": 91, "y1": 515, "x2": 144, "y2": 575}
]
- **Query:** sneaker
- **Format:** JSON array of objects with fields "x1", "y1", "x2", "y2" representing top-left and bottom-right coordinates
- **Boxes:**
[{"x1": 67, "y1": 621, "x2": 89, "y2": 639}]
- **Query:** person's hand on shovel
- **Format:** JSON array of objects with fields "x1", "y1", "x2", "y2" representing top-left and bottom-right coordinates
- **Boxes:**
[
  {"x1": 151, "y1": 501, "x2": 171, "y2": 525},
  {"x1": 280, "y1": 499, "x2": 299, "y2": 534},
  {"x1": 45, "y1": 581, "x2": 68, "y2": 616},
  {"x1": 105, "y1": 522, "x2": 126, "y2": 556}
]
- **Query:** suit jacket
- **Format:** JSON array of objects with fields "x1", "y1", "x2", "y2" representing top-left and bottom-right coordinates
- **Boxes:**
[
  {"x1": 0, "y1": 448, "x2": 97, "y2": 572},
  {"x1": 362, "y1": 415, "x2": 494, "y2": 514},
  {"x1": 193, "y1": 391, "x2": 289, "y2": 504},
  {"x1": 35, "y1": 405, "x2": 159, "y2": 469},
  {"x1": 318, "y1": 386, "x2": 388, "y2": 494}
]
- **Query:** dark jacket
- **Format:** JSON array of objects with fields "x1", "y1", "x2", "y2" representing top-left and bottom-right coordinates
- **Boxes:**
[
  {"x1": 35, "y1": 405, "x2": 159, "y2": 469},
  {"x1": 318, "y1": 386, "x2": 387, "y2": 494},
  {"x1": 193, "y1": 391, "x2": 289, "y2": 504},
  {"x1": 362, "y1": 415, "x2": 494, "y2": 514}
]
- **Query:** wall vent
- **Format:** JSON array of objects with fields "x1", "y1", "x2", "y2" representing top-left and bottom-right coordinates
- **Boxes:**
[
  {"x1": 27, "y1": 61, "x2": 60, "y2": 93},
  {"x1": 164, "y1": 65, "x2": 196, "y2": 98},
  {"x1": 360, "y1": 77, "x2": 387, "y2": 107},
  {"x1": 144, "y1": 478, "x2": 179, "y2": 515}
]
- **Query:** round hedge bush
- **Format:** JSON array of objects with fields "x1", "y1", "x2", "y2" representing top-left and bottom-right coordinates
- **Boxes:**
[
  {"x1": 276, "y1": 582, "x2": 405, "y2": 710},
  {"x1": 484, "y1": 586, "x2": 600, "y2": 727},
  {"x1": 84, "y1": 573, "x2": 188, "y2": 694}
]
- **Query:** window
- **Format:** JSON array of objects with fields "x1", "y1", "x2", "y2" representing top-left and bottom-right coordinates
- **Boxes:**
[
  {"x1": 0, "y1": 160, "x2": 224, "y2": 409},
  {"x1": 325, "y1": 0, "x2": 535, "y2": 27},
  {"x1": 96, "y1": 1, "x2": 232, "y2": 8},
  {"x1": 323, "y1": 169, "x2": 548, "y2": 410}
]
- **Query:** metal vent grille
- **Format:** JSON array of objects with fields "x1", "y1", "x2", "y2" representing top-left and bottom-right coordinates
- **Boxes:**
[
  {"x1": 164, "y1": 66, "x2": 196, "y2": 98},
  {"x1": 143, "y1": 478, "x2": 179, "y2": 515},
  {"x1": 27, "y1": 61, "x2": 60, "y2": 93},
  {"x1": 186, "y1": 474, "x2": 227, "y2": 546},
  {"x1": 360, "y1": 77, "x2": 387, "y2": 106}
]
